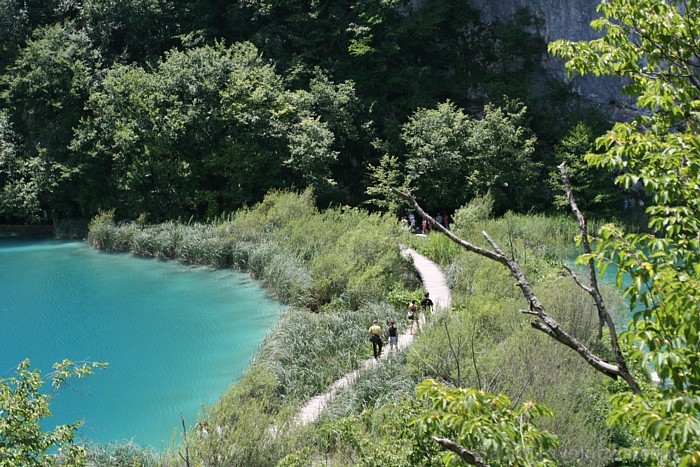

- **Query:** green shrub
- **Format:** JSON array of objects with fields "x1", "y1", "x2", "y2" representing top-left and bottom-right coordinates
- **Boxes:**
[{"x1": 410, "y1": 230, "x2": 463, "y2": 266}]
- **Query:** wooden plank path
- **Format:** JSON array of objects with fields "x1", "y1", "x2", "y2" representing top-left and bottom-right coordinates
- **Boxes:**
[{"x1": 296, "y1": 246, "x2": 451, "y2": 425}]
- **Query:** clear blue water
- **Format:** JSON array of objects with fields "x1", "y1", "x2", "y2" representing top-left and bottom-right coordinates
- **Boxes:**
[{"x1": 0, "y1": 236, "x2": 282, "y2": 449}]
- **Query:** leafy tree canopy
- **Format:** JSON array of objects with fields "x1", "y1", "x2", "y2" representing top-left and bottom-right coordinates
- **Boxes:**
[{"x1": 372, "y1": 99, "x2": 539, "y2": 215}]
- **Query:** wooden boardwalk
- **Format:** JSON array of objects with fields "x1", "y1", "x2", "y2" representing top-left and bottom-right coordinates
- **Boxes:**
[{"x1": 296, "y1": 246, "x2": 451, "y2": 425}]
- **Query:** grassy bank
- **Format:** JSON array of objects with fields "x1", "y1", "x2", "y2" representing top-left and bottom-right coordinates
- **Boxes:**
[
  {"x1": 84, "y1": 189, "x2": 420, "y2": 465},
  {"x1": 84, "y1": 191, "x2": 636, "y2": 466}
]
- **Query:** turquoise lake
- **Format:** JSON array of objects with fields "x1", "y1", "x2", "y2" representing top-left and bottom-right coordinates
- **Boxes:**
[{"x1": 0, "y1": 236, "x2": 282, "y2": 449}]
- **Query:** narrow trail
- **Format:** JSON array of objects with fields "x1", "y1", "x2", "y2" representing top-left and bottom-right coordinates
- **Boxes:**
[{"x1": 296, "y1": 246, "x2": 451, "y2": 425}]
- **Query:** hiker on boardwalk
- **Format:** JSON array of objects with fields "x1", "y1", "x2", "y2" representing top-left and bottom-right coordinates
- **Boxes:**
[
  {"x1": 408, "y1": 299, "x2": 419, "y2": 334},
  {"x1": 368, "y1": 319, "x2": 383, "y2": 359},
  {"x1": 420, "y1": 292, "x2": 434, "y2": 313},
  {"x1": 387, "y1": 320, "x2": 398, "y2": 352}
]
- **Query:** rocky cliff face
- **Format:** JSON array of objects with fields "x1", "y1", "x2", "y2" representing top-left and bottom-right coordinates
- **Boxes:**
[
  {"x1": 467, "y1": 0, "x2": 631, "y2": 110},
  {"x1": 468, "y1": 0, "x2": 601, "y2": 42}
]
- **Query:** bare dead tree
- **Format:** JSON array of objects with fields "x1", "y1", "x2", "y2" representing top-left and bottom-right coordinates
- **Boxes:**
[
  {"x1": 557, "y1": 163, "x2": 638, "y2": 392},
  {"x1": 470, "y1": 324, "x2": 482, "y2": 391},
  {"x1": 391, "y1": 178, "x2": 640, "y2": 394},
  {"x1": 443, "y1": 318, "x2": 464, "y2": 387}
]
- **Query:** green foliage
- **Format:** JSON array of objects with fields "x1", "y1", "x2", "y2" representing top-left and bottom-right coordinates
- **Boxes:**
[
  {"x1": 0, "y1": 359, "x2": 106, "y2": 466},
  {"x1": 79, "y1": 0, "x2": 179, "y2": 63},
  {"x1": 408, "y1": 206, "x2": 627, "y2": 465},
  {"x1": 410, "y1": 232, "x2": 463, "y2": 267},
  {"x1": 0, "y1": 0, "x2": 28, "y2": 80},
  {"x1": 1, "y1": 21, "x2": 98, "y2": 219},
  {"x1": 386, "y1": 282, "x2": 422, "y2": 312},
  {"x1": 551, "y1": 0, "x2": 700, "y2": 463},
  {"x1": 0, "y1": 0, "x2": 610, "y2": 221},
  {"x1": 296, "y1": 399, "x2": 444, "y2": 466},
  {"x1": 548, "y1": 122, "x2": 627, "y2": 218},
  {"x1": 365, "y1": 154, "x2": 407, "y2": 215},
  {"x1": 322, "y1": 353, "x2": 417, "y2": 419},
  {"x1": 0, "y1": 110, "x2": 40, "y2": 223},
  {"x1": 257, "y1": 302, "x2": 405, "y2": 400},
  {"x1": 86, "y1": 190, "x2": 408, "y2": 311},
  {"x1": 402, "y1": 100, "x2": 473, "y2": 212},
  {"x1": 451, "y1": 191, "x2": 494, "y2": 231},
  {"x1": 69, "y1": 42, "x2": 361, "y2": 220},
  {"x1": 401, "y1": 99, "x2": 539, "y2": 214},
  {"x1": 191, "y1": 364, "x2": 281, "y2": 467},
  {"x1": 414, "y1": 379, "x2": 558, "y2": 466}
]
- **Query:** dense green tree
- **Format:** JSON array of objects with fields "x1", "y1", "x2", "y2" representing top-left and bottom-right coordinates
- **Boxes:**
[
  {"x1": 401, "y1": 99, "x2": 538, "y2": 214},
  {"x1": 71, "y1": 42, "x2": 360, "y2": 220},
  {"x1": 2, "y1": 22, "x2": 94, "y2": 150},
  {"x1": 465, "y1": 100, "x2": 539, "y2": 213},
  {"x1": 401, "y1": 100, "x2": 472, "y2": 213},
  {"x1": 0, "y1": 0, "x2": 29, "y2": 71},
  {"x1": 0, "y1": 110, "x2": 40, "y2": 222},
  {"x1": 0, "y1": 0, "x2": 606, "y2": 220},
  {"x1": 78, "y1": 0, "x2": 180, "y2": 63},
  {"x1": 548, "y1": 122, "x2": 627, "y2": 218},
  {"x1": 1, "y1": 22, "x2": 99, "y2": 219}
]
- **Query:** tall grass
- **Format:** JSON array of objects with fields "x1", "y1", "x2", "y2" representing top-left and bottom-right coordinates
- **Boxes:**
[
  {"x1": 255, "y1": 302, "x2": 407, "y2": 401},
  {"x1": 86, "y1": 190, "x2": 408, "y2": 310},
  {"x1": 83, "y1": 441, "x2": 164, "y2": 466},
  {"x1": 321, "y1": 353, "x2": 417, "y2": 420}
]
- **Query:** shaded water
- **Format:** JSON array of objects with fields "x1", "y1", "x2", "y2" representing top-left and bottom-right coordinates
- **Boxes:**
[{"x1": 0, "y1": 237, "x2": 282, "y2": 448}]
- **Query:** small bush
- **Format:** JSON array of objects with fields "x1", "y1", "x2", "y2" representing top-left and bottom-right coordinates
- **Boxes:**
[{"x1": 86, "y1": 210, "x2": 118, "y2": 250}]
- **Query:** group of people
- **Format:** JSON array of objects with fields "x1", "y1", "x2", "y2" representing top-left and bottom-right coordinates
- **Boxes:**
[
  {"x1": 401, "y1": 212, "x2": 450, "y2": 234},
  {"x1": 368, "y1": 292, "x2": 434, "y2": 359}
]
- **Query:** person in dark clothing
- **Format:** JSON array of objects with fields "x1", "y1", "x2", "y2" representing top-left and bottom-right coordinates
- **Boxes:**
[
  {"x1": 420, "y1": 292, "x2": 434, "y2": 313},
  {"x1": 387, "y1": 320, "x2": 398, "y2": 352},
  {"x1": 368, "y1": 319, "x2": 383, "y2": 358}
]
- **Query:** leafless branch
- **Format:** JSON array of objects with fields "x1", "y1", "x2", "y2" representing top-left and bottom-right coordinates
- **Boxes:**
[
  {"x1": 444, "y1": 319, "x2": 463, "y2": 387},
  {"x1": 511, "y1": 374, "x2": 532, "y2": 408},
  {"x1": 391, "y1": 187, "x2": 641, "y2": 394},
  {"x1": 470, "y1": 325, "x2": 482, "y2": 391},
  {"x1": 180, "y1": 411, "x2": 191, "y2": 467},
  {"x1": 432, "y1": 436, "x2": 489, "y2": 467},
  {"x1": 558, "y1": 163, "x2": 640, "y2": 393}
]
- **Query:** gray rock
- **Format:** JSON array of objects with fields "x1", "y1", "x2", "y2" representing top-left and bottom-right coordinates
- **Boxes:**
[{"x1": 465, "y1": 0, "x2": 635, "y2": 113}]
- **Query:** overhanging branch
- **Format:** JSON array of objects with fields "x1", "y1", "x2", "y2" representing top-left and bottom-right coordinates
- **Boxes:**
[
  {"x1": 393, "y1": 186, "x2": 640, "y2": 393},
  {"x1": 558, "y1": 163, "x2": 640, "y2": 393},
  {"x1": 432, "y1": 436, "x2": 489, "y2": 467}
]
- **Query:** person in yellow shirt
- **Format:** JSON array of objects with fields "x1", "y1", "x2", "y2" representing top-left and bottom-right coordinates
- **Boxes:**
[{"x1": 368, "y1": 319, "x2": 383, "y2": 359}]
